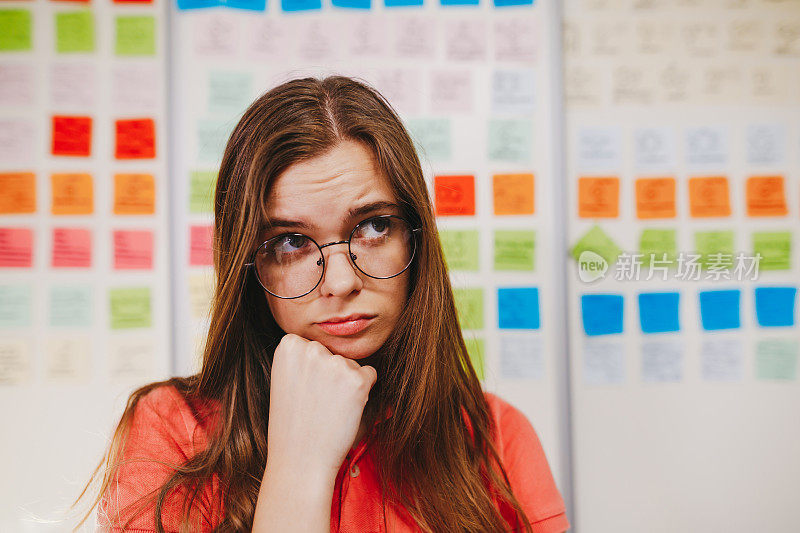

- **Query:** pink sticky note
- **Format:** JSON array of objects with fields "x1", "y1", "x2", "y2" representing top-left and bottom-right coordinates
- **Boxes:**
[
  {"x1": 0, "y1": 227, "x2": 33, "y2": 267},
  {"x1": 114, "y1": 229, "x2": 153, "y2": 270},
  {"x1": 52, "y1": 228, "x2": 91, "y2": 268},
  {"x1": 189, "y1": 225, "x2": 213, "y2": 266}
]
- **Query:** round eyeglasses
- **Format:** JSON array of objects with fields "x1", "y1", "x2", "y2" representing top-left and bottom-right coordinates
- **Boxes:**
[{"x1": 247, "y1": 214, "x2": 422, "y2": 299}]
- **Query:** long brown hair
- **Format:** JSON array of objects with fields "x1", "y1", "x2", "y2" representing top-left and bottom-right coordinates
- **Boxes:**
[{"x1": 75, "y1": 75, "x2": 534, "y2": 532}]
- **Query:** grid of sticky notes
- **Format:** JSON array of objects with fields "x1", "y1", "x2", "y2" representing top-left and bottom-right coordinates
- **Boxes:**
[{"x1": 0, "y1": 0, "x2": 164, "y2": 385}]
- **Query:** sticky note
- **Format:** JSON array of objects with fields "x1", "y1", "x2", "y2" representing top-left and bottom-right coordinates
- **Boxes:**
[
  {"x1": 494, "y1": 230, "x2": 534, "y2": 271},
  {"x1": 571, "y1": 225, "x2": 621, "y2": 266},
  {"x1": 49, "y1": 286, "x2": 92, "y2": 327},
  {"x1": 695, "y1": 230, "x2": 735, "y2": 270},
  {"x1": 52, "y1": 115, "x2": 92, "y2": 157},
  {"x1": 497, "y1": 287, "x2": 539, "y2": 329},
  {"x1": 114, "y1": 173, "x2": 155, "y2": 215},
  {"x1": 583, "y1": 340, "x2": 625, "y2": 385},
  {"x1": 46, "y1": 337, "x2": 91, "y2": 383},
  {"x1": 494, "y1": 0, "x2": 532, "y2": 5},
  {"x1": 197, "y1": 119, "x2": 234, "y2": 164},
  {"x1": 50, "y1": 173, "x2": 93, "y2": 215},
  {"x1": 115, "y1": 16, "x2": 156, "y2": 56},
  {"x1": 190, "y1": 225, "x2": 214, "y2": 266},
  {"x1": 500, "y1": 334, "x2": 543, "y2": 380},
  {"x1": 439, "y1": 230, "x2": 479, "y2": 271},
  {"x1": 332, "y1": 0, "x2": 371, "y2": 8},
  {"x1": 55, "y1": 11, "x2": 95, "y2": 53},
  {"x1": 177, "y1": 0, "x2": 217, "y2": 8},
  {"x1": 188, "y1": 273, "x2": 214, "y2": 319},
  {"x1": 638, "y1": 292, "x2": 680, "y2": 334},
  {"x1": 493, "y1": 173, "x2": 534, "y2": 215},
  {"x1": 578, "y1": 177, "x2": 619, "y2": 218},
  {"x1": 109, "y1": 287, "x2": 151, "y2": 329},
  {"x1": 464, "y1": 336, "x2": 485, "y2": 381},
  {"x1": 639, "y1": 229, "x2": 677, "y2": 266},
  {"x1": 756, "y1": 339, "x2": 798, "y2": 380},
  {"x1": 577, "y1": 126, "x2": 621, "y2": 172},
  {"x1": 0, "y1": 10, "x2": 32, "y2": 52},
  {"x1": 0, "y1": 118, "x2": 34, "y2": 164},
  {"x1": 0, "y1": 64, "x2": 34, "y2": 106},
  {"x1": 686, "y1": 126, "x2": 728, "y2": 168},
  {"x1": 385, "y1": 0, "x2": 423, "y2": 6},
  {"x1": 435, "y1": 175, "x2": 475, "y2": 216},
  {"x1": 114, "y1": 230, "x2": 153, "y2": 270},
  {"x1": 492, "y1": 70, "x2": 535, "y2": 115},
  {"x1": 189, "y1": 171, "x2": 216, "y2": 214},
  {"x1": 689, "y1": 176, "x2": 731, "y2": 217},
  {"x1": 406, "y1": 119, "x2": 451, "y2": 162},
  {"x1": 0, "y1": 172, "x2": 36, "y2": 214},
  {"x1": 633, "y1": 127, "x2": 676, "y2": 171},
  {"x1": 0, "y1": 285, "x2": 31, "y2": 328},
  {"x1": 641, "y1": 340, "x2": 683, "y2": 382},
  {"x1": 747, "y1": 124, "x2": 785, "y2": 166},
  {"x1": 0, "y1": 228, "x2": 33, "y2": 267},
  {"x1": 442, "y1": 0, "x2": 479, "y2": 5},
  {"x1": 746, "y1": 176, "x2": 788, "y2": 217},
  {"x1": 698, "y1": 289, "x2": 740, "y2": 331},
  {"x1": 52, "y1": 228, "x2": 91, "y2": 268},
  {"x1": 701, "y1": 338, "x2": 743, "y2": 381},
  {"x1": 635, "y1": 177, "x2": 676, "y2": 219},
  {"x1": 429, "y1": 69, "x2": 473, "y2": 114},
  {"x1": 115, "y1": 0, "x2": 155, "y2": 3},
  {"x1": 0, "y1": 340, "x2": 31, "y2": 385},
  {"x1": 109, "y1": 337, "x2": 154, "y2": 379},
  {"x1": 754, "y1": 287, "x2": 796, "y2": 327},
  {"x1": 581, "y1": 294, "x2": 624, "y2": 336},
  {"x1": 281, "y1": 0, "x2": 322, "y2": 11},
  {"x1": 208, "y1": 70, "x2": 253, "y2": 115},
  {"x1": 453, "y1": 288, "x2": 483, "y2": 330},
  {"x1": 753, "y1": 231, "x2": 791, "y2": 271},
  {"x1": 488, "y1": 119, "x2": 532, "y2": 162},
  {"x1": 115, "y1": 118, "x2": 156, "y2": 159}
]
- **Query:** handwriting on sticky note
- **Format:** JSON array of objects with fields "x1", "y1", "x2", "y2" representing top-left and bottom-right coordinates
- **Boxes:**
[
  {"x1": 493, "y1": 173, "x2": 534, "y2": 215},
  {"x1": 406, "y1": 118, "x2": 451, "y2": 163},
  {"x1": 0, "y1": 285, "x2": 31, "y2": 328},
  {"x1": 756, "y1": 340, "x2": 798, "y2": 381},
  {"x1": 694, "y1": 230, "x2": 734, "y2": 269},
  {"x1": 0, "y1": 228, "x2": 33, "y2": 267},
  {"x1": 753, "y1": 231, "x2": 791, "y2": 271},
  {"x1": 435, "y1": 175, "x2": 475, "y2": 216},
  {"x1": 0, "y1": 172, "x2": 35, "y2": 214},
  {"x1": 115, "y1": 16, "x2": 156, "y2": 56},
  {"x1": 746, "y1": 175, "x2": 787, "y2": 217},
  {"x1": 494, "y1": 230, "x2": 535, "y2": 271},
  {"x1": 579, "y1": 177, "x2": 620, "y2": 218},
  {"x1": 488, "y1": 119, "x2": 532, "y2": 163},
  {"x1": 51, "y1": 173, "x2": 93, "y2": 215},
  {"x1": 635, "y1": 177, "x2": 675, "y2": 219},
  {"x1": 689, "y1": 176, "x2": 731, "y2": 217},
  {"x1": 109, "y1": 287, "x2": 152, "y2": 329},
  {"x1": 453, "y1": 288, "x2": 484, "y2": 330},
  {"x1": 114, "y1": 230, "x2": 153, "y2": 270},
  {"x1": 190, "y1": 225, "x2": 214, "y2": 266},
  {"x1": 45, "y1": 337, "x2": 91, "y2": 384},
  {"x1": 52, "y1": 228, "x2": 91, "y2": 268},
  {"x1": 49, "y1": 286, "x2": 92, "y2": 327},
  {"x1": 114, "y1": 173, "x2": 155, "y2": 215},
  {"x1": 52, "y1": 115, "x2": 92, "y2": 157},
  {"x1": 439, "y1": 230, "x2": 479, "y2": 271},
  {"x1": 189, "y1": 171, "x2": 216, "y2": 214},
  {"x1": 115, "y1": 118, "x2": 156, "y2": 159}
]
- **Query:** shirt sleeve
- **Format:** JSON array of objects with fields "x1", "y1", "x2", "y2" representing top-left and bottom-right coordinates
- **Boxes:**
[
  {"x1": 487, "y1": 392, "x2": 570, "y2": 533},
  {"x1": 97, "y1": 385, "x2": 221, "y2": 533}
]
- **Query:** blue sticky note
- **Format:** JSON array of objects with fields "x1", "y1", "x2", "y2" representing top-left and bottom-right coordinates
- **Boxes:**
[
  {"x1": 177, "y1": 0, "x2": 217, "y2": 9},
  {"x1": 498, "y1": 287, "x2": 539, "y2": 329},
  {"x1": 385, "y1": 0, "x2": 422, "y2": 5},
  {"x1": 441, "y1": 0, "x2": 479, "y2": 5},
  {"x1": 581, "y1": 294, "x2": 624, "y2": 336},
  {"x1": 638, "y1": 292, "x2": 680, "y2": 334},
  {"x1": 698, "y1": 289, "x2": 741, "y2": 331},
  {"x1": 494, "y1": 0, "x2": 532, "y2": 5},
  {"x1": 755, "y1": 287, "x2": 797, "y2": 327},
  {"x1": 281, "y1": 0, "x2": 321, "y2": 10},
  {"x1": 220, "y1": 0, "x2": 267, "y2": 10},
  {"x1": 333, "y1": 0, "x2": 370, "y2": 7}
]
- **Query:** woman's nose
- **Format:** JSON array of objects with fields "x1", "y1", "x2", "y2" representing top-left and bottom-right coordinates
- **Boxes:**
[{"x1": 318, "y1": 244, "x2": 363, "y2": 297}]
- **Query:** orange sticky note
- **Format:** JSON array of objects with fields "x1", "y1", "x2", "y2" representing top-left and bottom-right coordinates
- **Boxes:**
[
  {"x1": 689, "y1": 176, "x2": 731, "y2": 218},
  {"x1": 635, "y1": 177, "x2": 676, "y2": 219},
  {"x1": 52, "y1": 115, "x2": 92, "y2": 157},
  {"x1": 578, "y1": 177, "x2": 619, "y2": 218},
  {"x1": 51, "y1": 173, "x2": 93, "y2": 215},
  {"x1": 0, "y1": 172, "x2": 36, "y2": 214},
  {"x1": 746, "y1": 175, "x2": 788, "y2": 217},
  {"x1": 52, "y1": 227, "x2": 91, "y2": 268},
  {"x1": 115, "y1": 118, "x2": 156, "y2": 159},
  {"x1": 493, "y1": 173, "x2": 534, "y2": 215},
  {"x1": 0, "y1": 228, "x2": 33, "y2": 267},
  {"x1": 113, "y1": 173, "x2": 155, "y2": 215},
  {"x1": 435, "y1": 175, "x2": 475, "y2": 216}
]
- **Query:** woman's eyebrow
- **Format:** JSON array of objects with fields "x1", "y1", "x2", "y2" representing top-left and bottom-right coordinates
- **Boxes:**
[{"x1": 263, "y1": 200, "x2": 400, "y2": 231}]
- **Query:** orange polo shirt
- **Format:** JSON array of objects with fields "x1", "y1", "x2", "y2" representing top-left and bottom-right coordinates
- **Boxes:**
[{"x1": 98, "y1": 385, "x2": 569, "y2": 532}]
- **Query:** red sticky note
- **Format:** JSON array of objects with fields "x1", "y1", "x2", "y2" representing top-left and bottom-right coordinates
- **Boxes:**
[
  {"x1": 0, "y1": 228, "x2": 33, "y2": 268},
  {"x1": 52, "y1": 228, "x2": 91, "y2": 268},
  {"x1": 114, "y1": 229, "x2": 153, "y2": 270},
  {"x1": 115, "y1": 118, "x2": 156, "y2": 159},
  {"x1": 52, "y1": 115, "x2": 92, "y2": 157},
  {"x1": 190, "y1": 225, "x2": 213, "y2": 266},
  {"x1": 434, "y1": 175, "x2": 475, "y2": 216}
]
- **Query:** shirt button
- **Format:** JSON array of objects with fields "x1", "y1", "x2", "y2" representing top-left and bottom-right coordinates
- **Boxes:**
[{"x1": 349, "y1": 463, "x2": 360, "y2": 478}]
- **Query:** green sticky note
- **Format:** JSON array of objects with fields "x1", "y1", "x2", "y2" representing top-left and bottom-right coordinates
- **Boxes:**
[
  {"x1": 756, "y1": 339, "x2": 798, "y2": 380},
  {"x1": 494, "y1": 230, "x2": 535, "y2": 271},
  {"x1": 571, "y1": 225, "x2": 621, "y2": 266},
  {"x1": 189, "y1": 170, "x2": 217, "y2": 214},
  {"x1": 0, "y1": 285, "x2": 31, "y2": 328},
  {"x1": 110, "y1": 287, "x2": 152, "y2": 329},
  {"x1": 639, "y1": 229, "x2": 677, "y2": 267},
  {"x1": 695, "y1": 230, "x2": 735, "y2": 269},
  {"x1": 464, "y1": 336, "x2": 485, "y2": 381},
  {"x1": 50, "y1": 286, "x2": 92, "y2": 327},
  {"x1": 453, "y1": 288, "x2": 484, "y2": 330},
  {"x1": 56, "y1": 11, "x2": 94, "y2": 53},
  {"x1": 753, "y1": 231, "x2": 791, "y2": 271},
  {"x1": 439, "y1": 230, "x2": 479, "y2": 271},
  {"x1": 488, "y1": 119, "x2": 532, "y2": 163},
  {"x1": 115, "y1": 16, "x2": 156, "y2": 56},
  {"x1": 208, "y1": 70, "x2": 253, "y2": 116},
  {"x1": 0, "y1": 10, "x2": 32, "y2": 52},
  {"x1": 406, "y1": 118, "x2": 451, "y2": 162}
]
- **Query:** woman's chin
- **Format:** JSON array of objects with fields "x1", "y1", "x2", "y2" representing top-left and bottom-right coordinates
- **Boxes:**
[{"x1": 315, "y1": 335, "x2": 379, "y2": 360}]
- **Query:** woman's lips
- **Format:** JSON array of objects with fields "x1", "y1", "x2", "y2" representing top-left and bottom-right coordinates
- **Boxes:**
[{"x1": 316, "y1": 316, "x2": 374, "y2": 336}]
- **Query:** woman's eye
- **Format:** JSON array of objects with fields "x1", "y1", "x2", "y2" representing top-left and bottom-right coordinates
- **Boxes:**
[
  {"x1": 363, "y1": 217, "x2": 390, "y2": 236},
  {"x1": 272, "y1": 234, "x2": 310, "y2": 255}
]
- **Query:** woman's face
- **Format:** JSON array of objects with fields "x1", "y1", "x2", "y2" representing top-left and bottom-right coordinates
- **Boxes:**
[{"x1": 262, "y1": 139, "x2": 411, "y2": 361}]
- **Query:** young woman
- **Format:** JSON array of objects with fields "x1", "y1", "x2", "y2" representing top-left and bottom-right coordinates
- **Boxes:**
[{"x1": 77, "y1": 76, "x2": 569, "y2": 532}]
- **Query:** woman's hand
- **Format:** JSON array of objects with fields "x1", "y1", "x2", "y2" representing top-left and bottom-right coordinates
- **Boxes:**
[{"x1": 265, "y1": 333, "x2": 378, "y2": 483}]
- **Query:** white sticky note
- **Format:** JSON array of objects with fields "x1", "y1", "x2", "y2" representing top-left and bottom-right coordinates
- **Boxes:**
[
  {"x1": 500, "y1": 334, "x2": 544, "y2": 380},
  {"x1": 746, "y1": 123, "x2": 786, "y2": 166},
  {"x1": 583, "y1": 340, "x2": 625, "y2": 385},
  {"x1": 247, "y1": 18, "x2": 288, "y2": 60},
  {"x1": 564, "y1": 64, "x2": 604, "y2": 107},
  {"x1": 494, "y1": 16, "x2": 538, "y2": 62},
  {"x1": 577, "y1": 126, "x2": 622, "y2": 172},
  {"x1": 295, "y1": 18, "x2": 338, "y2": 62},
  {"x1": 188, "y1": 272, "x2": 214, "y2": 320},
  {"x1": 112, "y1": 64, "x2": 160, "y2": 112},
  {"x1": 194, "y1": 13, "x2": 241, "y2": 57},
  {"x1": 0, "y1": 285, "x2": 31, "y2": 328},
  {"x1": 492, "y1": 69, "x2": 536, "y2": 115},
  {"x1": 0, "y1": 119, "x2": 35, "y2": 165},
  {"x1": 109, "y1": 337, "x2": 154, "y2": 380},
  {"x1": 701, "y1": 337, "x2": 743, "y2": 382},
  {"x1": 45, "y1": 337, "x2": 91, "y2": 383},
  {"x1": 49, "y1": 285, "x2": 93, "y2": 327},
  {"x1": 0, "y1": 339, "x2": 31, "y2": 385},
  {"x1": 685, "y1": 126, "x2": 729, "y2": 169},
  {"x1": 429, "y1": 69, "x2": 473, "y2": 114},
  {"x1": 393, "y1": 15, "x2": 436, "y2": 59},
  {"x1": 633, "y1": 127, "x2": 676, "y2": 172},
  {"x1": 51, "y1": 63, "x2": 96, "y2": 109},
  {"x1": 342, "y1": 14, "x2": 388, "y2": 58},
  {"x1": 444, "y1": 18, "x2": 487, "y2": 62},
  {"x1": 612, "y1": 64, "x2": 655, "y2": 105},
  {"x1": 641, "y1": 340, "x2": 683, "y2": 383},
  {"x1": 0, "y1": 64, "x2": 35, "y2": 106},
  {"x1": 373, "y1": 68, "x2": 422, "y2": 115}
]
